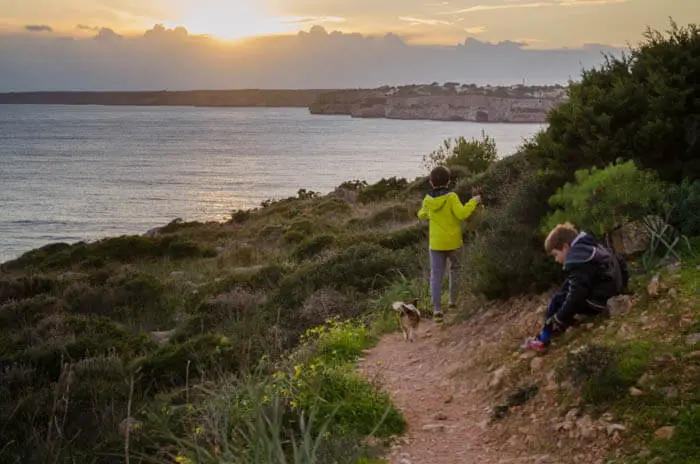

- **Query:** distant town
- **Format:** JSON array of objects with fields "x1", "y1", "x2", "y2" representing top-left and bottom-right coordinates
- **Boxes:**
[{"x1": 0, "y1": 83, "x2": 569, "y2": 123}]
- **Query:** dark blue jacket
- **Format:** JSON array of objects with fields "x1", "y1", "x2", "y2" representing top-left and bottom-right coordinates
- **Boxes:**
[{"x1": 551, "y1": 232, "x2": 623, "y2": 329}]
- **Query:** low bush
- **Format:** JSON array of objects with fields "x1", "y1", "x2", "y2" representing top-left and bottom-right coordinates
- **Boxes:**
[
  {"x1": 664, "y1": 178, "x2": 700, "y2": 238},
  {"x1": 542, "y1": 160, "x2": 665, "y2": 239},
  {"x1": 378, "y1": 224, "x2": 427, "y2": 250},
  {"x1": 2, "y1": 235, "x2": 216, "y2": 271},
  {"x1": 422, "y1": 132, "x2": 497, "y2": 175},
  {"x1": 293, "y1": 234, "x2": 336, "y2": 261},
  {"x1": 357, "y1": 177, "x2": 409, "y2": 204}
]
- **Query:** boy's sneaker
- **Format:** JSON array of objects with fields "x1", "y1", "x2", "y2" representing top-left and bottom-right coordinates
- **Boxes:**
[
  {"x1": 521, "y1": 336, "x2": 547, "y2": 353},
  {"x1": 434, "y1": 311, "x2": 444, "y2": 323},
  {"x1": 448, "y1": 302, "x2": 457, "y2": 312}
]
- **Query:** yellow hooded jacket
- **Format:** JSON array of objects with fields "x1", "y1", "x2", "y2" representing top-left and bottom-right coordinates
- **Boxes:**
[{"x1": 417, "y1": 189, "x2": 478, "y2": 251}]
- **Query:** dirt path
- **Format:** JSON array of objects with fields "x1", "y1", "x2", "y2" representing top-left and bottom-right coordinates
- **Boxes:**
[{"x1": 358, "y1": 302, "x2": 557, "y2": 464}]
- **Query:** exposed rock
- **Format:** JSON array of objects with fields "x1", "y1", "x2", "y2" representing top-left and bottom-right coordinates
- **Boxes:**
[
  {"x1": 637, "y1": 373, "x2": 653, "y2": 388},
  {"x1": 422, "y1": 423, "x2": 447, "y2": 432},
  {"x1": 530, "y1": 356, "x2": 544, "y2": 374},
  {"x1": 685, "y1": 333, "x2": 700, "y2": 346},
  {"x1": 653, "y1": 426, "x2": 675, "y2": 440},
  {"x1": 647, "y1": 274, "x2": 661, "y2": 297},
  {"x1": 605, "y1": 424, "x2": 627, "y2": 436},
  {"x1": 664, "y1": 260, "x2": 682, "y2": 272},
  {"x1": 435, "y1": 413, "x2": 448, "y2": 421},
  {"x1": 118, "y1": 417, "x2": 143, "y2": 437},
  {"x1": 607, "y1": 294, "x2": 633, "y2": 317},
  {"x1": 169, "y1": 271, "x2": 186, "y2": 278},
  {"x1": 629, "y1": 387, "x2": 645, "y2": 397},
  {"x1": 684, "y1": 351, "x2": 700, "y2": 359},
  {"x1": 150, "y1": 329, "x2": 176, "y2": 344},
  {"x1": 668, "y1": 288, "x2": 678, "y2": 299},
  {"x1": 520, "y1": 351, "x2": 538, "y2": 360},
  {"x1": 575, "y1": 415, "x2": 597, "y2": 440},
  {"x1": 660, "y1": 387, "x2": 679, "y2": 399},
  {"x1": 610, "y1": 219, "x2": 654, "y2": 257},
  {"x1": 490, "y1": 367, "x2": 507, "y2": 389}
]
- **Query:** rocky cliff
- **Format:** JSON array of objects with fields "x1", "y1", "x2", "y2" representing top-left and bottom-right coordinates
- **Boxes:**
[{"x1": 309, "y1": 85, "x2": 567, "y2": 123}]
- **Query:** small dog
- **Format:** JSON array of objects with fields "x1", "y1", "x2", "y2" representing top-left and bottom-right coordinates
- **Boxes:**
[{"x1": 392, "y1": 299, "x2": 421, "y2": 342}]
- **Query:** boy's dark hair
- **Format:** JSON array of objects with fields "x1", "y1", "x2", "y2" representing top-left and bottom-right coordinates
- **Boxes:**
[
  {"x1": 544, "y1": 222, "x2": 579, "y2": 253},
  {"x1": 429, "y1": 166, "x2": 451, "y2": 188}
]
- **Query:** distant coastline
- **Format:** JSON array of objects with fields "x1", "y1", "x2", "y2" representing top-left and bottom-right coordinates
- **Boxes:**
[
  {"x1": 0, "y1": 83, "x2": 568, "y2": 123},
  {"x1": 0, "y1": 90, "x2": 328, "y2": 108},
  {"x1": 309, "y1": 83, "x2": 568, "y2": 123}
]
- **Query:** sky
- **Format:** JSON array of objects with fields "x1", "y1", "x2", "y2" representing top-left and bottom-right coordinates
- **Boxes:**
[{"x1": 0, "y1": 0, "x2": 697, "y2": 90}]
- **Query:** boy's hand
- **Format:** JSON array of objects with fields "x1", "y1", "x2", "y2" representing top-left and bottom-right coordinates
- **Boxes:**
[{"x1": 471, "y1": 195, "x2": 482, "y2": 204}]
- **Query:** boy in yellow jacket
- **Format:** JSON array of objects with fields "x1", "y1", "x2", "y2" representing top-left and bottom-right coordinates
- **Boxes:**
[{"x1": 417, "y1": 166, "x2": 481, "y2": 323}]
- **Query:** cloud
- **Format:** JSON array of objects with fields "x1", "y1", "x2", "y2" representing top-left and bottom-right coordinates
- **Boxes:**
[
  {"x1": 76, "y1": 24, "x2": 100, "y2": 32},
  {"x1": 442, "y1": 0, "x2": 627, "y2": 14},
  {"x1": 464, "y1": 26, "x2": 487, "y2": 34},
  {"x1": 0, "y1": 24, "x2": 622, "y2": 91},
  {"x1": 24, "y1": 25, "x2": 53, "y2": 33},
  {"x1": 280, "y1": 16, "x2": 346, "y2": 25},
  {"x1": 398, "y1": 16, "x2": 451, "y2": 26}
]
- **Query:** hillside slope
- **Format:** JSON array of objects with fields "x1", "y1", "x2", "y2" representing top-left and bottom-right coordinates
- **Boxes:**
[{"x1": 361, "y1": 254, "x2": 699, "y2": 464}]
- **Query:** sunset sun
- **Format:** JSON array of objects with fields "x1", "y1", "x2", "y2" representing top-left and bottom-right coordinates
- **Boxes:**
[{"x1": 180, "y1": 0, "x2": 293, "y2": 40}]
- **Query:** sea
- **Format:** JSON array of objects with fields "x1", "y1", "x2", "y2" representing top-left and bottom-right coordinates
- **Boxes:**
[{"x1": 0, "y1": 105, "x2": 545, "y2": 263}]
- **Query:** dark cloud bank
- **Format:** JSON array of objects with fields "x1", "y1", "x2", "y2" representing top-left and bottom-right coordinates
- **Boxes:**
[{"x1": 0, "y1": 24, "x2": 623, "y2": 91}]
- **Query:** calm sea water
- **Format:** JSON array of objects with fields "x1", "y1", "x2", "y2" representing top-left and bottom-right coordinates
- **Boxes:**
[{"x1": 0, "y1": 105, "x2": 544, "y2": 263}]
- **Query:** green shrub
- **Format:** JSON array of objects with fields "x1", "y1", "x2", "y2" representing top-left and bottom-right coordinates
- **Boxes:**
[
  {"x1": 2, "y1": 235, "x2": 216, "y2": 271},
  {"x1": 559, "y1": 343, "x2": 651, "y2": 406},
  {"x1": 460, "y1": 168, "x2": 559, "y2": 299},
  {"x1": 288, "y1": 219, "x2": 316, "y2": 236},
  {"x1": 293, "y1": 234, "x2": 336, "y2": 261},
  {"x1": 543, "y1": 160, "x2": 665, "y2": 239},
  {"x1": 284, "y1": 230, "x2": 307, "y2": 244},
  {"x1": 158, "y1": 218, "x2": 203, "y2": 233},
  {"x1": 665, "y1": 178, "x2": 700, "y2": 237},
  {"x1": 258, "y1": 224, "x2": 285, "y2": 239},
  {"x1": 276, "y1": 244, "x2": 415, "y2": 311},
  {"x1": 642, "y1": 407, "x2": 700, "y2": 464},
  {"x1": 378, "y1": 225, "x2": 427, "y2": 250},
  {"x1": 357, "y1": 177, "x2": 409, "y2": 204},
  {"x1": 231, "y1": 209, "x2": 254, "y2": 224},
  {"x1": 0, "y1": 294, "x2": 63, "y2": 331},
  {"x1": 0, "y1": 274, "x2": 59, "y2": 303},
  {"x1": 314, "y1": 197, "x2": 352, "y2": 215},
  {"x1": 422, "y1": 132, "x2": 497, "y2": 174},
  {"x1": 364, "y1": 204, "x2": 414, "y2": 227},
  {"x1": 529, "y1": 22, "x2": 700, "y2": 182},
  {"x1": 135, "y1": 334, "x2": 240, "y2": 394}
]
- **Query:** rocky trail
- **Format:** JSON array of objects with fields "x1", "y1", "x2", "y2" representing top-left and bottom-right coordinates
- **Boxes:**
[{"x1": 357, "y1": 294, "x2": 632, "y2": 464}]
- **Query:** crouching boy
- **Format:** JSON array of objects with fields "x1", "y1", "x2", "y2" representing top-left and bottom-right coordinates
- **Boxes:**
[{"x1": 524, "y1": 223, "x2": 627, "y2": 353}]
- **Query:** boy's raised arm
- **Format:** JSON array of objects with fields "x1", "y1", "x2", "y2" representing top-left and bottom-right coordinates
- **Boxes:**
[
  {"x1": 417, "y1": 201, "x2": 429, "y2": 220},
  {"x1": 451, "y1": 194, "x2": 479, "y2": 221}
]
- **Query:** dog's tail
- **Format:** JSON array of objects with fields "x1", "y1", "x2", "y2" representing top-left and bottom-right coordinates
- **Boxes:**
[{"x1": 392, "y1": 301, "x2": 421, "y2": 318}]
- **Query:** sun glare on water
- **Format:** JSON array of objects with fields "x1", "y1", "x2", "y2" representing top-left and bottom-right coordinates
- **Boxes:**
[{"x1": 181, "y1": 0, "x2": 294, "y2": 40}]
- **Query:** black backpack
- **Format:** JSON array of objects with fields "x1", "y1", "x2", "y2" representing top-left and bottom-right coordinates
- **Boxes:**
[{"x1": 597, "y1": 244, "x2": 630, "y2": 295}]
